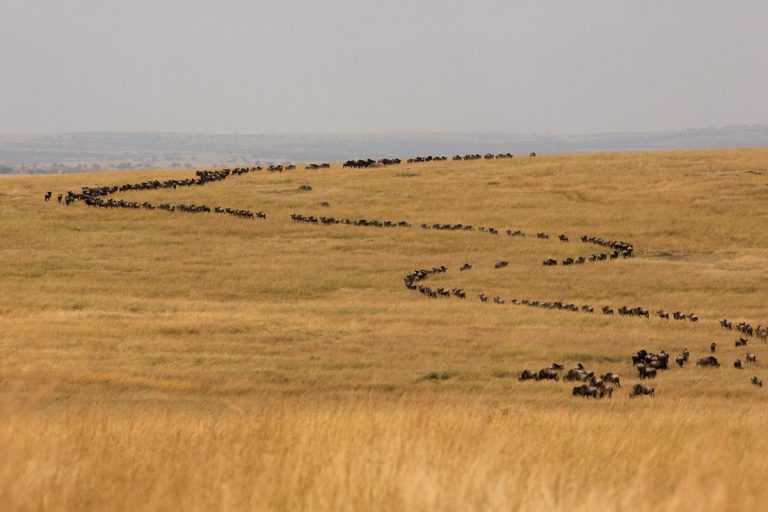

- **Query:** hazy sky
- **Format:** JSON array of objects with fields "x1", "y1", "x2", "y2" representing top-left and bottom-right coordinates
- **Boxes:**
[{"x1": 1, "y1": 0, "x2": 766, "y2": 135}]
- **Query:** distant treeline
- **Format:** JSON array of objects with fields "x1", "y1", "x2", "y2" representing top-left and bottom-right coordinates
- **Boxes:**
[{"x1": 2, "y1": 125, "x2": 768, "y2": 173}]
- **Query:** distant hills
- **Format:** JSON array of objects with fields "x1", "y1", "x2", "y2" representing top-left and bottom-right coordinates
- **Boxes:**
[{"x1": 2, "y1": 125, "x2": 767, "y2": 174}]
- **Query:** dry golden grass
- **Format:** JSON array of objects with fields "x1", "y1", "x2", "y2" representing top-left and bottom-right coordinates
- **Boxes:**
[{"x1": 1, "y1": 149, "x2": 768, "y2": 511}]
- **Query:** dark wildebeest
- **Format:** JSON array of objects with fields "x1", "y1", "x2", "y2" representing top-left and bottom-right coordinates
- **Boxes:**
[
  {"x1": 746, "y1": 353, "x2": 757, "y2": 364},
  {"x1": 735, "y1": 338, "x2": 748, "y2": 347},
  {"x1": 494, "y1": 261, "x2": 509, "y2": 269},
  {"x1": 657, "y1": 310, "x2": 669, "y2": 320},
  {"x1": 479, "y1": 293, "x2": 488, "y2": 303},
  {"x1": 752, "y1": 376, "x2": 763, "y2": 387},
  {"x1": 572, "y1": 384, "x2": 600, "y2": 398},
  {"x1": 601, "y1": 372, "x2": 621, "y2": 388},
  {"x1": 697, "y1": 356, "x2": 720, "y2": 368},
  {"x1": 537, "y1": 368, "x2": 559, "y2": 381},
  {"x1": 629, "y1": 383, "x2": 655, "y2": 398},
  {"x1": 734, "y1": 359, "x2": 743, "y2": 369},
  {"x1": 519, "y1": 369, "x2": 537, "y2": 381},
  {"x1": 638, "y1": 365, "x2": 657, "y2": 379},
  {"x1": 710, "y1": 342, "x2": 717, "y2": 353},
  {"x1": 44, "y1": 192, "x2": 52, "y2": 201},
  {"x1": 460, "y1": 263, "x2": 472, "y2": 271}
]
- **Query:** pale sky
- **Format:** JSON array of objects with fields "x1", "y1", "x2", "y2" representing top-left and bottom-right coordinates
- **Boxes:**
[{"x1": 1, "y1": 0, "x2": 766, "y2": 135}]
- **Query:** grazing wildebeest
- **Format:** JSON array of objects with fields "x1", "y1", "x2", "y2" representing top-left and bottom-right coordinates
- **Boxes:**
[
  {"x1": 537, "y1": 368, "x2": 559, "y2": 381},
  {"x1": 494, "y1": 261, "x2": 509, "y2": 269},
  {"x1": 479, "y1": 293, "x2": 488, "y2": 303},
  {"x1": 630, "y1": 383, "x2": 655, "y2": 398},
  {"x1": 746, "y1": 353, "x2": 757, "y2": 364},
  {"x1": 601, "y1": 372, "x2": 621, "y2": 388},
  {"x1": 602, "y1": 306, "x2": 614, "y2": 316},
  {"x1": 519, "y1": 369, "x2": 537, "y2": 381},
  {"x1": 752, "y1": 376, "x2": 763, "y2": 387},
  {"x1": 721, "y1": 318, "x2": 733, "y2": 329},
  {"x1": 632, "y1": 350, "x2": 648, "y2": 366},
  {"x1": 697, "y1": 356, "x2": 720, "y2": 368},
  {"x1": 529, "y1": 152, "x2": 537, "y2": 157},
  {"x1": 657, "y1": 310, "x2": 669, "y2": 320},
  {"x1": 459, "y1": 263, "x2": 472, "y2": 271},
  {"x1": 549, "y1": 362, "x2": 565, "y2": 371},
  {"x1": 572, "y1": 384, "x2": 600, "y2": 398},
  {"x1": 735, "y1": 337, "x2": 748, "y2": 347},
  {"x1": 638, "y1": 365, "x2": 657, "y2": 379},
  {"x1": 734, "y1": 359, "x2": 743, "y2": 369},
  {"x1": 565, "y1": 367, "x2": 593, "y2": 382}
]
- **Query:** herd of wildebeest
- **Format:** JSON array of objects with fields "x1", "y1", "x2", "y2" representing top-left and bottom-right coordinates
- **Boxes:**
[{"x1": 43, "y1": 151, "x2": 768, "y2": 399}]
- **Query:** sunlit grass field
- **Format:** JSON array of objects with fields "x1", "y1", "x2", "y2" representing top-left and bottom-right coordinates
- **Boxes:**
[{"x1": 1, "y1": 149, "x2": 768, "y2": 510}]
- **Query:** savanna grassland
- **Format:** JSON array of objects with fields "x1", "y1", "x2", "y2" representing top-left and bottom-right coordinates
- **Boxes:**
[{"x1": 1, "y1": 150, "x2": 768, "y2": 511}]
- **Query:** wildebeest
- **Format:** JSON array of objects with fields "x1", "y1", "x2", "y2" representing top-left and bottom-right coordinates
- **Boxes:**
[
  {"x1": 600, "y1": 372, "x2": 621, "y2": 388},
  {"x1": 657, "y1": 310, "x2": 669, "y2": 320},
  {"x1": 735, "y1": 337, "x2": 748, "y2": 347},
  {"x1": 629, "y1": 383, "x2": 655, "y2": 398},
  {"x1": 479, "y1": 293, "x2": 488, "y2": 303},
  {"x1": 752, "y1": 376, "x2": 763, "y2": 387},
  {"x1": 459, "y1": 263, "x2": 472, "y2": 271},
  {"x1": 536, "y1": 368, "x2": 559, "y2": 381},
  {"x1": 44, "y1": 191, "x2": 52, "y2": 201},
  {"x1": 494, "y1": 261, "x2": 509, "y2": 269},
  {"x1": 697, "y1": 356, "x2": 720, "y2": 368},
  {"x1": 572, "y1": 384, "x2": 600, "y2": 398},
  {"x1": 757, "y1": 325, "x2": 767, "y2": 342},
  {"x1": 710, "y1": 342, "x2": 717, "y2": 353},
  {"x1": 734, "y1": 359, "x2": 743, "y2": 369},
  {"x1": 565, "y1": 366, "x2": 593, "y2": 382},
  {"x1": 746, "y1": 353, "x2": 757, "y2": 364},
  {"x1": 637, "y1": 364, "x2": 657, "y2": 379},
  {"x1": 519, "y1": 369, "x2": 537, "y2": 381}
]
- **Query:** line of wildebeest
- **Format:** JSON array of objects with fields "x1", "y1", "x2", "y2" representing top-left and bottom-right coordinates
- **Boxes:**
[
  {"x1": 403, "y1": 261, "x2": 767, "y2": 397},
  {"x1": 340, "y1": 151, "x2": 534, "y2": 168},
  {"x1": 46, "y1": 168, "x2": 269, "y2": 219},
  {"x1": 44, "y1": 154, "x2": 767, "y2": 398}
]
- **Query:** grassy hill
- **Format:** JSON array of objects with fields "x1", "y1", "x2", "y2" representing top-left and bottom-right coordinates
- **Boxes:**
[{"x1": 2, "y1": 149, "x2": 768, "y2": 510}]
